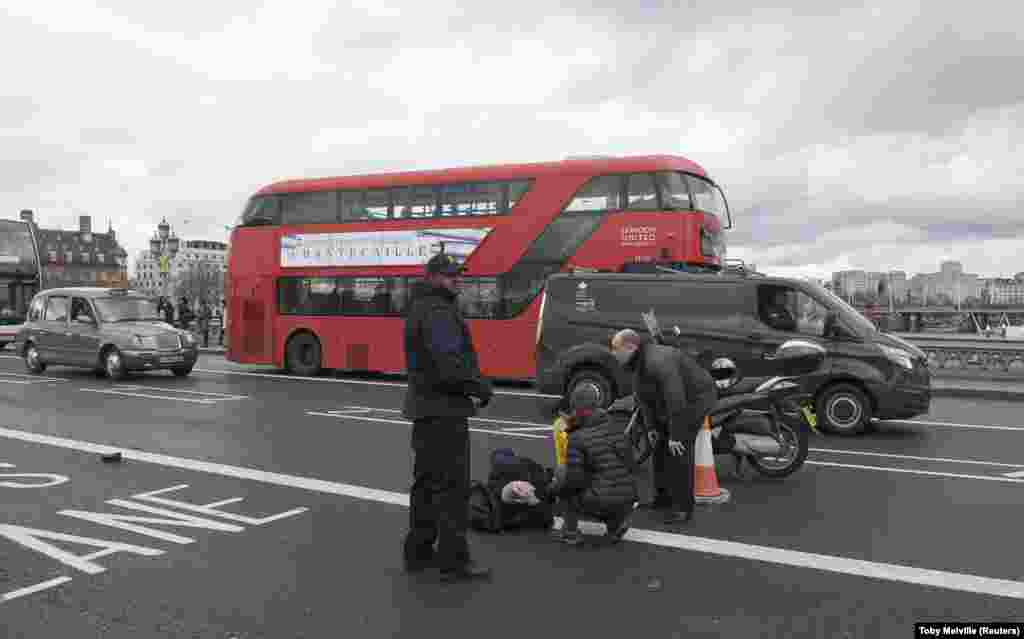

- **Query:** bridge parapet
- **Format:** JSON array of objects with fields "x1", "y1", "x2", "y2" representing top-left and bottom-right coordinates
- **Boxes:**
[{"x1": 900, "y1": 339, "x2": 1024, "y2": 378}]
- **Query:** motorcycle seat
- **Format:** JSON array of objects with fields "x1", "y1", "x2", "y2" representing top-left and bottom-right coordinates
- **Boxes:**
[{"x1": 709, "y1": 392, "x2": 776, "y2": 416}]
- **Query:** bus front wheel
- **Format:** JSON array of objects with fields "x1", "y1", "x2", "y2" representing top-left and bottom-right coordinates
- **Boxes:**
[{"x1": 286, "y1": 333, "x2": 322, "y2": 377}]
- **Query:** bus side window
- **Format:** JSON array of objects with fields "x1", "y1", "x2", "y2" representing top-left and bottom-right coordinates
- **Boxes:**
[
  {"x1": 390, "y1": 278, "x2": 412, "y2": 315},
  {"x1": 506, "y1": 180, "x2": 532, "y2": 211},
  {"x1": 563, "y1": 176, "x2": 621, "y2": 212},
  {"x1": 281, "y1": 191, "x2": 337, "y2": 225},
  {"x1": 394, "y1": 186, "x2": 438, "y2": 219},
  {"x1": 626, "y1": 173, "x2": 659, "y2": 210}
]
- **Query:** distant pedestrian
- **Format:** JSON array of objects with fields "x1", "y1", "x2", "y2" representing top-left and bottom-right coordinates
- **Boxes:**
[
  {"x1": 177, "y1": 296, "x2": 194, "y2": 331},
  {"x1": 401, "y1": 252, "x2": 494, "y2": 583},
  {"x1": 197, "y1": 299, "x2": 212, "y2": 347},
  {"x1": 162, "y1": 297, "x2": 174, "y2": 325},
  {"x1": 219, "y1": 299, "x2": 227, "y2": 346}
]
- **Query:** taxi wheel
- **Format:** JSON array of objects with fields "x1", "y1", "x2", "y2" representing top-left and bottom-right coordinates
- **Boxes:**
[
  {"x1": 24, "y1": 343, "x2": 46, "y2": 374},
  {"x1": 104, "y1": 347, "x2": 127, "y2": 381},
  {"x1": 172, "y1": 366, "x2": 193, "y2": 377}
]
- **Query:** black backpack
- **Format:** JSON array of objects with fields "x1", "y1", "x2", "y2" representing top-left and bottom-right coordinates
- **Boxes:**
[{"x1": 468, "y1": 480, "x2": 504, "y2": 533}]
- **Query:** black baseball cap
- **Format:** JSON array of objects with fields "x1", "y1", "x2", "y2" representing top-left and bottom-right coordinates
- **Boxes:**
[{"x1": 425, "y1": 253, "x2": 463, "y2": 276}]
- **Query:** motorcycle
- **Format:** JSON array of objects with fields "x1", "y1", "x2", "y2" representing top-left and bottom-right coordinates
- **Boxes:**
[{"x1": 625, "y1": 310, "x2": 825, "y2": 479}]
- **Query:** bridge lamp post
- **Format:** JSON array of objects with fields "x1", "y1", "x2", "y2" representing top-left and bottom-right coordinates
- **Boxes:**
[{"x1": 149, "y1": 218, "x2": 180, "y2": 300}]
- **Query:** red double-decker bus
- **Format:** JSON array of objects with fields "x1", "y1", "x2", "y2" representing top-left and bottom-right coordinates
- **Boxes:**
[{"x1": 225, "y1": 155, "x2": 732, "y2": 379}]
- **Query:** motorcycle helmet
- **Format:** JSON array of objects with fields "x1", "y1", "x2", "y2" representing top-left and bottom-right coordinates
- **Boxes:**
[{"x1": 710, "y1": 357, "x2": 740, "y2": 390}]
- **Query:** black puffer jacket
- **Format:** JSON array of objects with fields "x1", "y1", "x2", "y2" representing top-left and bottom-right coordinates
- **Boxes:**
[
  {"x1": 558, "y1": 408, "x2": 637, "y2": 508},
  {"x1": 402, "y1": 281, "x2": 492, "y2": 419}
]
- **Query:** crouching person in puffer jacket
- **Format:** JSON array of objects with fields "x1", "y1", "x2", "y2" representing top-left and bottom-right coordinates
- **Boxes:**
[{"x1": 549, "y1": 385, "x2": 639, "y2": 545}]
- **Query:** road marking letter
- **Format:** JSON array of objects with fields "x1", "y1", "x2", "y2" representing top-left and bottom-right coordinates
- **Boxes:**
[
  {"x1": 0, "y1": 462, "x2": 70, "y2": 488},
  {"x1": 130, "y1": 484, "x2": 309, "y2": 526},
  {"x1": 59, "y1": 498, "x2": 245, "y2": 545},
  {"x1": 0, "y1": 524, "x2": 164, "y2": 575}
]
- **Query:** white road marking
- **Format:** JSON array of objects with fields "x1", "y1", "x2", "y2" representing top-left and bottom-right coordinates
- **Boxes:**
[
  {"x1": 0, "y1": 372, "x2": 68, "y2": 381},
  {"x1": 113, "y1": 385, "x2": 247, "y2": 400},
  {"x1": 334, "y1": 404, "x2": 552, "y2": 428},
  {"x1": 306, "y1": 411, "x2": 547, "y2": 440},
  {"x1": 79, "y1": 389, "x2": 215, "y2": 404},
  {"x1": 0, "y1": 576, "x2": 73, "y2": 603},
  {"x1": 810, "y1": 447, "x2": 1024, "y2": 469},
  {"x1": 807, "y1": 460, "x2": 1024, "y2": 484},
  {"x1": 0, "y1": 425, "x2": 1022, "y2": 601},
  {"x1": 193, "y1": 367, "x2": 562, "y2": 399},
  {"x1": 1003, "y1": 471, "x2": 1024, "y2": 479},
  {"x1": 889, "y1": 419, "x2": 1024, "y2": 432}
]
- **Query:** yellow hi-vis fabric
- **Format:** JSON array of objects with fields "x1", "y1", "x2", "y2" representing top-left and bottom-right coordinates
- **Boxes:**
[{"x1": 553, "y1": 416, "x2": 569, "y2": 466}]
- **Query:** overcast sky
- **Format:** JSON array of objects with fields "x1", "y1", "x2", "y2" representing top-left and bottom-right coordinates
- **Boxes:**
[{"x1": 2, "y1": 1, "x2": 1021, "y2": 280}]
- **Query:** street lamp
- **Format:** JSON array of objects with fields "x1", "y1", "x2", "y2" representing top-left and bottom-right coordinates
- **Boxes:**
[
  {"x1": 114, "y1": 247, "x2": 128, "y2": 286},
  {"x1": 149, "y1": 218, "x2": 180, "y2": 300}
]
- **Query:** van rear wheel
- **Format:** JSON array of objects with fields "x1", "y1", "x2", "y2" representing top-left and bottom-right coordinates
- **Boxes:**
[{"x1": 566, "y1": 368, "x2": 614, "y2": 410}]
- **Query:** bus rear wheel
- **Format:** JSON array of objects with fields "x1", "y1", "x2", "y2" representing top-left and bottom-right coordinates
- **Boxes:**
[{"x1": 286, "y1": 333, "x2": 322, "y2": 377}]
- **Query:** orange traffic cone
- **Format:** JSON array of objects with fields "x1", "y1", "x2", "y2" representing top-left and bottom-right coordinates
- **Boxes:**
[{"x1": 694, "y1": 416, "x2": 731, "y2": 505}]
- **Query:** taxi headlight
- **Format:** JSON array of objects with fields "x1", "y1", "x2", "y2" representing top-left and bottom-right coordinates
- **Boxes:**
[{"x1": 182, "y1": 332, "x2": 196, "y2": 345}]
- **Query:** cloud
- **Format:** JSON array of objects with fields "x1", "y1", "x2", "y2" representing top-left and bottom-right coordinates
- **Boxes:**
[{"x1": 0, "y1": 0, "x2": 1020, "y2": 280}]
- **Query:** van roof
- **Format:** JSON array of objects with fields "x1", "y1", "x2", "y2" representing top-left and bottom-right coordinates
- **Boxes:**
[{"x1": 548, "y1": 271, "x2": 806, "y2": 288}]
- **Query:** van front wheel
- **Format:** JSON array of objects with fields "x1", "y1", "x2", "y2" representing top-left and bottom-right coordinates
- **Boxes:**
[
  {"x1": 566, "y1": 368, "x2": 614, "y2": 410},
  {"x1": 817, "y1": 383, "x2": 871, "y2": 436}
]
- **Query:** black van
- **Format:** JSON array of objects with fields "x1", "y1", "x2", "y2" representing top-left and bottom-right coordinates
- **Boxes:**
[{"x1": 534, "y1": 271, "x2": 931, "y2": 435}]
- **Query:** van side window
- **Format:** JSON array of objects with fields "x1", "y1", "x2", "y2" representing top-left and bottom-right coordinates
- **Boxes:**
[{"x1": 758, "y1": 285, "x2": 829, "y2": 337}]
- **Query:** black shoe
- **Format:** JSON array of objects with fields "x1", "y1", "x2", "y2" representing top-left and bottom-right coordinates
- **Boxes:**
[
  {"x1": 606, "y1": 507, "x2": 636, "y2": 543},
  {"x1": 403, "y1": 556, "x2": 435, "y2": 574},
  {"x1": 646, "y1": 495, "x2": 673, "y2": 510},
  {"x1": 440, "y1": 561, "x2": 492, "y2": 583},
  {"x1": 663, "y1": 510, "x2": 694, "y2": 525}
]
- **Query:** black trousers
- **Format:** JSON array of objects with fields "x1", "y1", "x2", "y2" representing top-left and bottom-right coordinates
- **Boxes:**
[
  {"x1": 403, "y1": 417, "x2": 471, "y2": 570},
  {"x1": 652, "y1": 393, "x2": 717, "y2": 513},
  {"x1": 652, "y1": 428, "x2": 698, "y2": 513}
]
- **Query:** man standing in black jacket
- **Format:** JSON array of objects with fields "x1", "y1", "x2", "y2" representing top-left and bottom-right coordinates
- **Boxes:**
[
  {"x1": 610, "y1": 329, "x2": 717, "y2": 525},
  {"x1": 402, "y1": 252, "x2": 494, "y2": 582}
]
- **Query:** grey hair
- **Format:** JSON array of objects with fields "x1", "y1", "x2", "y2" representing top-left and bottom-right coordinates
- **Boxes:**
[{"x1": 611, "y1": 328, "x2": 642, "y2": 348}]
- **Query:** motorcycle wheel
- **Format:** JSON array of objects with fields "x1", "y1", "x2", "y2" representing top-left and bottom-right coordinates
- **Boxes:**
[
  {"x1": 746, "y1": 418, "x2": 809, "y2": 479},
  {"x1": 627, "y1": 409, "x2": 659, "y2": 465}
]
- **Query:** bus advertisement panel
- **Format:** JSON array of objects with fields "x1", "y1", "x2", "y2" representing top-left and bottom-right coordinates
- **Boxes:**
[{"x1": 226, "y1": 155, "x2": 732, "y2": 383}]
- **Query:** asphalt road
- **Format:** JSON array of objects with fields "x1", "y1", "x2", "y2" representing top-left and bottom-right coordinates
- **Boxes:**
[{"x1": 1, "y1": 353, "x2": 1023, "y2": 638}]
